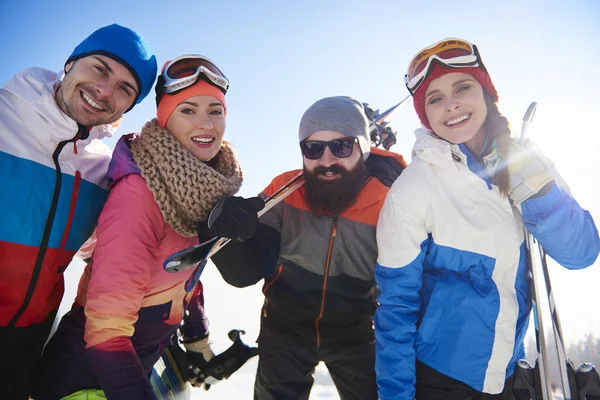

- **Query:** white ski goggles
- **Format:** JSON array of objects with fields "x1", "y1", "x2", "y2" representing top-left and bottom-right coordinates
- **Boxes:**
[
  {"x1": 405, "y1": 38, "x2": 482, "y2": 95},
  {"x1": 162, "y1": 54, "x2": 229, "y2": 95}
]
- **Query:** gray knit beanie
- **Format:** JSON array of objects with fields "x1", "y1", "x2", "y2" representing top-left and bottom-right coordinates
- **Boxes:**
[{"x1": 299, "y1": 96, "x2": 371, "y2": 159}]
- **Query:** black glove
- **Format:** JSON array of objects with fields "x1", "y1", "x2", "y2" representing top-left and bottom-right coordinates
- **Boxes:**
[
  {"x1": 193, "y1": 329, "x2": 259, "y2": 389},
  {"x1": 196, "y1": 220, "x2": 215, "y2": 243},
  {"x1": 184, "y1": 336, "x2": 215, "y2": 389},
  {"x1": 208, "y1": 196, "x2": 265, "y2": 241}
]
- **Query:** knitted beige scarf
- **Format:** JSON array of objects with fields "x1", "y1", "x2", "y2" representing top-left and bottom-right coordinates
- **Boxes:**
[{"x1": 130, "y1": 119, "x2": 243, "y2": 237}]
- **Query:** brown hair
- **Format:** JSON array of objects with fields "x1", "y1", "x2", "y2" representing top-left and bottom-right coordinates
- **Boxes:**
[{"x1": 481, "y1": 92, "x2": 511, "y2": 196}]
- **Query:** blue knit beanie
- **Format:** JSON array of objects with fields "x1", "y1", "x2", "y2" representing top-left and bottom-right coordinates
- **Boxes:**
[{"x1": 66, "y1": 24, "x2": 157, "y2": 112}]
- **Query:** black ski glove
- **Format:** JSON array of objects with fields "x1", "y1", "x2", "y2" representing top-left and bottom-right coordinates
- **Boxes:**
[
  {"x1": 207, "y1": 196, "x2": 265, "y2": 241},
  {"x1": 192, "y1": 329, "x2": 259, "y2": 390},
  {"x1": 184, "y1": 336, "x2": 216, "y2": 390},
  {"x1": 196, "y1": 220, "x2": 215, "y2": 243}
]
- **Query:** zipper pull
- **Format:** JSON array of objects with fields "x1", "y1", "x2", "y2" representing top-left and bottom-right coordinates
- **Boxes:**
[
  {"x1": 332, "y1": 216, "x2": 338, "y2": 237},
  {"x1": 73, "y1": 124, "x2": 90, "y2": 155}
]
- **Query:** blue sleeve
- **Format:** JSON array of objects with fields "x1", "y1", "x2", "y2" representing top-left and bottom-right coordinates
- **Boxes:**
[
  {"x1": 522, "y1": 182, "x2": 600, "y2": 269},
  {"x1": 374, "y1": 173, "x2": 429, "y2": 400},
  {"x1": 375, "y1": 248, "x2": 427, "y2": 400}
]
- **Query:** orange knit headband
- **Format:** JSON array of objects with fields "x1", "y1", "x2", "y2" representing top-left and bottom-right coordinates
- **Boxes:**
[{"x1": 157, "y1": 79, "x2": 227, "y2": 128}]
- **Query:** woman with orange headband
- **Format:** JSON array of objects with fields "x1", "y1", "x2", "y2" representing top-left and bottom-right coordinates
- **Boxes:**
[
  {"x1": 374, "y1": 38, "x2": 599, "y2": 399},
  {"x1": 36, "y1": 55, "x2": 243, "y2": 399}
]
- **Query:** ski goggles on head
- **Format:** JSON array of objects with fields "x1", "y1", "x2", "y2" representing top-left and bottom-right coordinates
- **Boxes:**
[
  {"x1": 405, "y1": 38, "x2": 482, "y2": 95},
  {"x1": 300, "y1": 137, "x2": 358, "y2": 160},
  {"x1": 161, "y1": 54, "x2": 229, "y2": 95}
]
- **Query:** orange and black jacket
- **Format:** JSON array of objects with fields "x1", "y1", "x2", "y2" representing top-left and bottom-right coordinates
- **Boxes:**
[{"x1": 212, "y1": 147, "x2": 406, "y2": 347}]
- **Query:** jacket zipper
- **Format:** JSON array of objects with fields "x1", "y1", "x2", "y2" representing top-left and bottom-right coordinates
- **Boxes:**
[
  {"x1": 262, "y1": 265, "x2": 283, "y2": 295},
  {"x1": 56, "y1": 171, "x2": 82, "y2": 273},
  {"x1": 261, "y1": 265, "x2": 284, "y2": 318},
  {"x1": 315, "y1": 215, "x2": 338, "y2": 347},
  {"x1": 8, "y1": 124, "x2": 89, "y2": 327}
]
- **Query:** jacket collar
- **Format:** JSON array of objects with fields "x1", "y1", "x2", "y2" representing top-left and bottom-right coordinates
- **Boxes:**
[
  {"x1": 412, "y1": 127, "x2": 499, "y2": 187},
  {"x1": 3, "y1": 67, "x2": 118, "y2": 145}
]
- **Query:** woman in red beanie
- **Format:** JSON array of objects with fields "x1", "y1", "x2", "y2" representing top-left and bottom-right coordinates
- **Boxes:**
[
  {"x1": 374, "y1": 38, "x2": 599, "y2": 399},
  {"x1": 36, "y1": 55, "x2": 243, "y2": 400}
]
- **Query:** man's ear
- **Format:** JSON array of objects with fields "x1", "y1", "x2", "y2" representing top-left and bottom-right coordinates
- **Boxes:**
[{"x1": 65, "y1": 61, "x2": 74, "y2": 74}]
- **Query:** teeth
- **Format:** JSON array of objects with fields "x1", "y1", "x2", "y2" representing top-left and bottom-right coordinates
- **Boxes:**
[
  {"x1": 81, "y1": 92, "x2": 105, "y2": 111},
  {"x1": 446, "y1": 114, "x2": 469, "y2": 126},
  {"x1": 192, "y1": 137, "x2": 214, "y2": 143}
]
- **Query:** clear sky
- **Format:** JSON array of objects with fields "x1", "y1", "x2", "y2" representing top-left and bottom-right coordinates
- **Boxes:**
[{"x1": 2, "y1": 0, "x2": 599, "y2": 398}]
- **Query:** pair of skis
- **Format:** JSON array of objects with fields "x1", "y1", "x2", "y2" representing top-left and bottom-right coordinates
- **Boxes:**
[
  {"x1": 163, "y1": 97, "x2": 410, "y2": 291},
  {"x1": 365, "y1": 95, "x2": 411, "y2": 150},
  {"x1": 512, "y1": 103, "x2": 600, "y2": 400}
]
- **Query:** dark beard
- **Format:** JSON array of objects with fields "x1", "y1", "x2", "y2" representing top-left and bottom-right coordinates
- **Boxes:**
[{"x1": 303, "y1": 159, "x2": 367, "y2": 216}]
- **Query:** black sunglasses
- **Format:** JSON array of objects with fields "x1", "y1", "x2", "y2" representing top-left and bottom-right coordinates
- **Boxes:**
[{"x1": 300, "y1": 137, "x2": 358, "y2": 160}]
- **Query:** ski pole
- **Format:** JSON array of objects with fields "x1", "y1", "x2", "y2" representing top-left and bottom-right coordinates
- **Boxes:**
[
  {"x1": 163, "y1": 172, "x2": 304, "y2": 274},
  {"x1": 204, "y1": 172, "x2": 305, "y2": 263},
  {"x1": 523, "y1": 236, "x2": 552, "y2": 400},
  {"x1": 176, "y1": 173, "x2": 305, "y2": 292},
  {"x1": 520, "y1": 102, "x2": 577, "y2": 399},
  {"x1": 519, "y1": 101, "x2": 552, "y2": 400},
  {"x1": 538, "y1": 244, "x2": 577, "y2": 399}
]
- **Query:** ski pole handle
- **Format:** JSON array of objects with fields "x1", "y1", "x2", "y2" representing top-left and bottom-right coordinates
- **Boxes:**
[
  {"x1": 519, "y1": 101, "x2": 538, "y2": 145},
  {"x1": 575, "y1": 363, "x2": 600, "y2": 399}
]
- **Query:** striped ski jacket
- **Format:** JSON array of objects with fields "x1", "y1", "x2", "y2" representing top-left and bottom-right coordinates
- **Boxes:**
[{"x1": 0, "y1": 68, "x2": 114, "y2": 329}]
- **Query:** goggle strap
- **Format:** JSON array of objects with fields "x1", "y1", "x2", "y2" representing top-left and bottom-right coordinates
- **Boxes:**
[
  {"x1": 406, "y1": 57, "x2": 481, "y2": 94},
  {"x1": 163, "y1": 66, "x2": 228, "y2": 95}
]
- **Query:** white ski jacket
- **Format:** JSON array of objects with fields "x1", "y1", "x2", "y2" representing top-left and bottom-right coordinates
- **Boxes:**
[{"x1": 374, "y1": 128, "x2": 599, "y2": 399}]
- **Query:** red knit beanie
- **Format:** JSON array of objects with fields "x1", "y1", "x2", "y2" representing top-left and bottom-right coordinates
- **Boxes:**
[{"x1": 412, "y1": 63, "x2": 499, "y2": 130}]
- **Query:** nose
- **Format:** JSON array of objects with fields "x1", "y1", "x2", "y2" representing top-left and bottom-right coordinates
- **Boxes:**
[
  {"x1": 444, "y1": 97, "x2": 460, "y2": 112},
  {"x1": 318, "y1": 146, "x2": 338, "y2": 167},
  {"x1": 95, "y1": 81, "x2": 114, "y2": 99},
  {"x1": 194, "y1": 112, "x2": 214, "y2": 130}
]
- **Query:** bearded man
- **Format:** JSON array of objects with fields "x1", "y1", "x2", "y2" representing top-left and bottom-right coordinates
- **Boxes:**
[{"x1": 205, "y1": 96, "x2": 407, "y2": 400}]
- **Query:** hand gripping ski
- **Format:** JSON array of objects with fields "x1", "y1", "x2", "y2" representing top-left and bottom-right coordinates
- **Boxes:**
[{"x1": 163, "y1": 172, "x2": 304, "y2": 292}]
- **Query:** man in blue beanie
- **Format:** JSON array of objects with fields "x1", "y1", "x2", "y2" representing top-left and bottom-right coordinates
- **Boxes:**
[{"x1": 0, "y1": 23, "x2": 157, "y2": 400}]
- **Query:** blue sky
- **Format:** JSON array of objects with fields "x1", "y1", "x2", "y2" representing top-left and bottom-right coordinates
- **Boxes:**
[
  {"x1": 2, "y1": 1, "x2": 598, "y2": 197},
  {"x1": 2, "y1": 1, "x2": 599, "y2": 398}
]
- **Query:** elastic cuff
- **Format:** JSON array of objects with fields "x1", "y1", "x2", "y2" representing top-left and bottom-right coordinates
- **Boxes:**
[
  {"x1": 184, "y1": 336, "x2": 213, "y2": 354},
  {"x1": 181, "y1": 332, "x2": 210, "y2": 344},
  {"x1": 522, "y1": 182, "x2": 566, "y2": 220}
]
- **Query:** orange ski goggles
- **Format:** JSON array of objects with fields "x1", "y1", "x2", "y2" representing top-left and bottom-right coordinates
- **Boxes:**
[
  {"x1": 162, "y1": 54, "x2": 229, "y2": 95},
  {"x1": 405, "y1": 38, "x2": 483, "y2": 95}
]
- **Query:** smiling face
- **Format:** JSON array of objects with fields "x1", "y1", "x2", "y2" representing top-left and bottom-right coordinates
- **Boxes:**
[
  {"x1": 424, "y1": 72, "x2": 488, "y2": 151},
  {"x1": 165, "y1": 95, "x2": 226, "y2": 161},
  {"x1": 56, "y1": 54, "x2": 138, "y2": 126}
]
